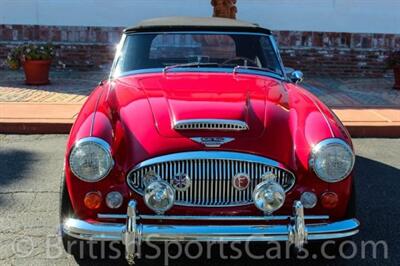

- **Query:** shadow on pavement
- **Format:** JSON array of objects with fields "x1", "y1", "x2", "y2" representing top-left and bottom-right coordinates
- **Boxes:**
[
  {"x1": 70, "y1": 156, "x2": 399, "y2": 266},
  {"x1": 0, "y1": 149, "x2": 35, "y2": 204}
]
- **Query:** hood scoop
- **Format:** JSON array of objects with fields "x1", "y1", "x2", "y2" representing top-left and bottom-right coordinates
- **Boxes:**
[{"x1": 173, "y1": 119, "x2": 249, "y2": 131}]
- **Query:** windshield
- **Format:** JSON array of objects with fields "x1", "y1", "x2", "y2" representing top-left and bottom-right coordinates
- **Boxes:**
[{"x1": 113, "y1": 32, "x2": 283, "y2": 77}]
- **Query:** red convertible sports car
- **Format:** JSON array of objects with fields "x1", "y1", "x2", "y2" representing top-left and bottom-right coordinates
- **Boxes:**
[{"x1": 60, "y1": 17, "x2": 359, "y2": 263}]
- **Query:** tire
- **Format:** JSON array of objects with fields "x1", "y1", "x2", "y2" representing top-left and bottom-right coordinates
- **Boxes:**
[
  {"x1": 59, "y1": 173, "x2": 123, "y2": 260},
  {"x1": 345, "y1": 179, "x2": 357, "y2": 218},
  {"x1": 59, "y1": 172, "x2": 85, "y2": 258},
  {"x1": 59, "y1": 172, "x2": 74, "y2": 225}
]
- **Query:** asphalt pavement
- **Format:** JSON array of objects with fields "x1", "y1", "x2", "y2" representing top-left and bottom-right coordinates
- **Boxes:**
[{"x1": 0, "y1": 135, "x2": 399, "y2": 265}]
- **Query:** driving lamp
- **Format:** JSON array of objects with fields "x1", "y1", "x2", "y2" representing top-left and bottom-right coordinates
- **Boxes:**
[
  {"x1": 144, "y1": 180, "x2": 175, "y2": 214},
  {"x1": 69, "y1": 137, "x2": 114, "y2": 182},
  {"x1": 309, "y1": 138, "x2": 355, "y2": 183},
  {"x1": 252, "y1": 180, "x2": 285, "y2": 214}
]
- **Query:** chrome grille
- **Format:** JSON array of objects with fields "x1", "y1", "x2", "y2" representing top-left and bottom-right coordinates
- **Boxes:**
[
  {"x1": 127, "y1": 152, "x2": 295, "y2": 207},
  {"x1": 174, "y1": 119, "x2": 249, "y2": 131}
]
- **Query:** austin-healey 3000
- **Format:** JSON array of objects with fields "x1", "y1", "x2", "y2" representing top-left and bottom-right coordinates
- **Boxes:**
[{"x1": 60, "y1": 17, "x2": 359, "y2": 263}]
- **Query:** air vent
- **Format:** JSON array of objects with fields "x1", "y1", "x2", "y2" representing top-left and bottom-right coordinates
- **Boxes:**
[{"x1": 174, "y1": 119, "x2": 249, "y2": 131}]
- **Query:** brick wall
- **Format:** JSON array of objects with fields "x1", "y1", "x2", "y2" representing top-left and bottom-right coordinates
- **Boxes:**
[
  {"x1": 275, "y1": 31, "x2": 399, "y2": 77},
  {"x1": 0, "y1": 25, "x2": 122, "y2": 70},
  {"x1": 1, "y1": 24, "x2": 399, "y2": 76}
]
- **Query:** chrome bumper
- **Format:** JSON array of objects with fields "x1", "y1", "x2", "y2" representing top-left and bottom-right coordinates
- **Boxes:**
[{"x1": 63, "y1": 201, "x2": 359, "y2": 264}]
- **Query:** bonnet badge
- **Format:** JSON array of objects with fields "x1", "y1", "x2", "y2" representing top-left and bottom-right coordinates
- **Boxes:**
[
  {"x1": 232, "y1": 173, "x2": 250, "y2": 191},
  {"x1": 191, "y1": 137, "x2": 234, "y2": 147},
  {"x1": 172, "y1": 173, "x2": 191, "y2": 191}
]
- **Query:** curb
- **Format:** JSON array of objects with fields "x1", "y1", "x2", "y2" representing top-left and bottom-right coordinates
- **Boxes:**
[
  {"x1": 0, "y1": 104, "x2": 399, "y2": 137},
  {"x1": 0, "y1": 122, "x2": 72, "y2": 134},
  {"x1": 344, "y1": 125, "x2": 400, "y2": 138},
  {"x1": 1, "y1": 121, "x2": 399, "y2": 137}
]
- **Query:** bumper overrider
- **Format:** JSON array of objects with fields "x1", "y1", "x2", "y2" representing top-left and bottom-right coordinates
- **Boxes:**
[{"x1": 63, "y1": 200, "x2": 360, "y2": 264}]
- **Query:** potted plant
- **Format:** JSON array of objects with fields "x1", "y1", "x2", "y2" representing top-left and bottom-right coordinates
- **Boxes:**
[
  {"x1": 6, "y1": 44, "x2": 54, "y2": 85},
  {"x1": 386, "y1": 50, "x2": 400, "y2": 90}
]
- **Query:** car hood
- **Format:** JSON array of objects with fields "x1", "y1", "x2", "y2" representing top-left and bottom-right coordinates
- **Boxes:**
[
  {"x1": 114, "y1": 72, "x2": 289, "y2": 139},
  {"x1": 108, "y1": 72, "x2": 335, "y2": 169}
]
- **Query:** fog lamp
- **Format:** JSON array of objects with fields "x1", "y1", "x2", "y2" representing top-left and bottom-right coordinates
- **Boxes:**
[
  {"x1": 252, "y1": 180, "x2": 285, "y2": 214},
  {"x1": 144, "y1": 181, "x2": 175, "y2": 214},
  {"x1": 106, "y1": 191, "x2": 123, "y2": 209},
  {"x1": 300, "y1": 192, "x2": 317, "y2": 209}
]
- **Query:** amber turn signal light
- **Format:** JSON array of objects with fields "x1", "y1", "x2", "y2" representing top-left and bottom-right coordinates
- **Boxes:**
[
  {"x1": 84, "y1": 191, "x2": 102, "y2": 210},
  {"x1": 320, "y1": 192, "x2": 339, "y2": 209}
]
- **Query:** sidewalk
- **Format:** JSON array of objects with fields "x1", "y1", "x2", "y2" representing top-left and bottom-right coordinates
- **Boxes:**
[
  {"x1": 303, "y1": 78, "x2": 400, "y2": 137},
  {"x1": 0, "y1": 70, "x2": 99, "y2": 133},
  {"x1": 0, "y1": 70, "x2": 399, "y2": 137}
]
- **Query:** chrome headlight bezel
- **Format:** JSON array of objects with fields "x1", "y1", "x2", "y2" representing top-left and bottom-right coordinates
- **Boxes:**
[
  {"x1": 309, "y1": 138, "x2": 355, "y2": 183},
  {"x1": 69, "y1": 137, "x2": 114, "y2": 182}
]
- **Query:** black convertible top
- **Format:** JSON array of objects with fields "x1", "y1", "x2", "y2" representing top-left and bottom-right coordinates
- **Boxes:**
[{"x1": 124, "y1": 16, "x2": 271, "y2": 34}]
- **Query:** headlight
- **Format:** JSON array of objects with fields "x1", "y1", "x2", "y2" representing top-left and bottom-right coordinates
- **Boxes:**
[
  {"x1": 309, "y1": 138, "x2": 355, "y2": 183},
  {"x1": 69, "y1": 137, "x2": 114, "y2": 182}
]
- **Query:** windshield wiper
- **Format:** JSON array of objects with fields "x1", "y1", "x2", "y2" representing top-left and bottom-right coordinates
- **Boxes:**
[
  {"x1": 233, "y1": 65, "x2": 282, "y2": 77},
  {"x1": 163, "y1": 62, "x2": 220, "y2": 73},
  {"x1": 163, "y1": 63, "x2": 283, "y2": 78}
]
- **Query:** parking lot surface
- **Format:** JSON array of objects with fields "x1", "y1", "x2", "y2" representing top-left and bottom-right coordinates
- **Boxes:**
[{"x1": 0, "y1": 135, "x2": 399, "y2": 265}]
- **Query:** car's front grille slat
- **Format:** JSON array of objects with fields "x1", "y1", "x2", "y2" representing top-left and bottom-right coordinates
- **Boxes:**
[{"x1": 128, "y1": 153, "x2": 296, "y2": 207}]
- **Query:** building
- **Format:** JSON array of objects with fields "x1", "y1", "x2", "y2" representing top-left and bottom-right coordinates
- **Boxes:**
[{"x1": 1, "y1": 0, "x2": 399, "y2": 77}]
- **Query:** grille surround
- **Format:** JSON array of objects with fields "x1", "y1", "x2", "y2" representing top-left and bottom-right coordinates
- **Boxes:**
[
  {"x1": 174, "y1": 119, "x2": 249, "y2": 131},
  {"x1": 127, "y1": 151, "x2": 296, "y2": 207}
]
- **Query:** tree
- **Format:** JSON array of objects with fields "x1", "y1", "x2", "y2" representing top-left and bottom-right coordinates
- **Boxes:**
[{"x1": 211, "y1": 0, "x2": 237, "y2": 19}]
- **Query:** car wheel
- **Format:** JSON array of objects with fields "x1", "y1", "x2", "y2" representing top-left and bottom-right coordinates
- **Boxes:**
[
  {"x1": 345, "y1": 179, "x2": 357, "y2": 218},
  {"x1": 59, "y1": 172, "x2": 86, "y2": 257},
  {"x1": 59, "y1": 173, "x2": 123, "y2": 260}
]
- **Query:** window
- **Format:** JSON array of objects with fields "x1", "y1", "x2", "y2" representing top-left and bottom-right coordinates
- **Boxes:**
[
  {"x1": 114, "y1": 32, "x2": 282, "y2": 76},
  {"x1": 149, "y1": 34, "x2": 236, "y2": 60}
]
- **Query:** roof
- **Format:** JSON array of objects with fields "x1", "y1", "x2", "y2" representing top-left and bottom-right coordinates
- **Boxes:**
[{"x1": 124, "y1": 16, "x2": 271, "y2": 34}]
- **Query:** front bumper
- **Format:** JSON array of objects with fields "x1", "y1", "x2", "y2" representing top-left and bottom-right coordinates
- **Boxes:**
[{"x1": 63, "y1": 200, "x2": 359, "y2": 263}]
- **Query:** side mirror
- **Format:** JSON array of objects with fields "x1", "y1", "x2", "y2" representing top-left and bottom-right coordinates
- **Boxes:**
[{"x1": 290, "y1": 70, "x2": 304, "y2": 83}]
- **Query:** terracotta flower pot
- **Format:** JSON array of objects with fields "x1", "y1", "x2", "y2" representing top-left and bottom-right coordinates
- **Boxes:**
[
  {"x1": 393, "y1": 66, "x2": 400, "y2": 90},
  {"x1": 23, "y1": 60, "x2": 51, "y2": 85}
]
